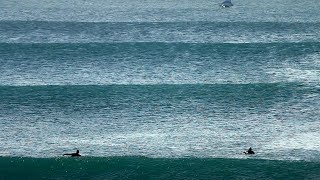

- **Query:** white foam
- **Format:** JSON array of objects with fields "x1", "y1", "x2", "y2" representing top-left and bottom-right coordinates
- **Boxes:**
[{"x1": 267, "y1": 132, "x2": 320, "y2": 150}]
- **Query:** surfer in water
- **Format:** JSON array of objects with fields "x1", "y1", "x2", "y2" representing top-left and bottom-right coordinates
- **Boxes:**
[
  {"x1": 63, "y1": 150, "x2": 81, "y2": 157},
  {"x1": 243, "y1": 147, "x2": 255, "y2": 154},
  {"x1": 220, "y1": 0, "x2": 233, "y2": 8}
]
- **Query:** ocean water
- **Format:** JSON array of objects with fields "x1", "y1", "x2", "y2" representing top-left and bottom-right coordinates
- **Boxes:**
[{"x1": 1, "y1": 0, "x2": 320, "y2": 179}]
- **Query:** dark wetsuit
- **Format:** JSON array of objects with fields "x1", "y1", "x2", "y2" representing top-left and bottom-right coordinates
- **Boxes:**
[
  {"x1": 63, "y1": 150, "x2": 81, "y2": 157},
  {"x1": 244, "y1": 148, "x2": 255, "y2": 154}
]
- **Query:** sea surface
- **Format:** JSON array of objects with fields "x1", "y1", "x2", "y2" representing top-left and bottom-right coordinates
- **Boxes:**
[{"x1": 0, "y1": 0, "x2": 320, "y2": 179}]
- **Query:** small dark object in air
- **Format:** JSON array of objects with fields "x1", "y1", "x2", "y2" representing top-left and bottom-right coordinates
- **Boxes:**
[{"x1": 220, "y1": 0, "x2": 233, "y2": 8}]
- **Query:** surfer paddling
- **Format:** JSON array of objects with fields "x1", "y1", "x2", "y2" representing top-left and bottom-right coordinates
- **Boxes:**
[
  {"x1": 63, "y1": 150, "x2": 81, "y2": 157},
  {"x1": 243, "y1": 147, "x2": 255, "y2": 155}
]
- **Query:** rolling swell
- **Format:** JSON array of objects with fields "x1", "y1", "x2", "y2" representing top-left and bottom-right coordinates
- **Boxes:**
[
  {"x1": 1, "y1": 21, "x2": 320, "y2": 43},
  {"x1": 0, "y1": 156, "x2": 319, "y2": 179},
  {"x1": 0, "y1": 83, "x2": 305, "y2": 123},
  {"x1": 1, "y1": 42, "x2": 319, "y2": 85},
  {"x1": 0, "y1": 83, "x2": 307, "y2": 113},
  {"x1": 1, "y1": 83, "x2": 319, "y2": 159},
  {"x1": 1, "y1": 0, "x2": 320, "y2": 178}
]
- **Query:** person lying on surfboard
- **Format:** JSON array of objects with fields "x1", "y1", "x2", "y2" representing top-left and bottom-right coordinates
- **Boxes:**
[
  {"x1": 63, "y1": 150, "x2": 81, "y2": 157},
  {"x1": 243, "y1": 147, "x2": 255, "y2": 154}
]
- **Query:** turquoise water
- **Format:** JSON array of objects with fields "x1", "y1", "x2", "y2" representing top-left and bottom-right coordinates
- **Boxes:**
[
  {"x1": 1, "y1": 0, "x2": 320, "y2": 179},
  {"x1": 1, "y1": 157, "x2": 320, "y2": 179}
]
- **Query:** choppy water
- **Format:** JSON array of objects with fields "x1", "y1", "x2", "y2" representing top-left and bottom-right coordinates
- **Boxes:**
[{"x1": 0, "y1": 0, "x2": 320, "y2": 178}]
